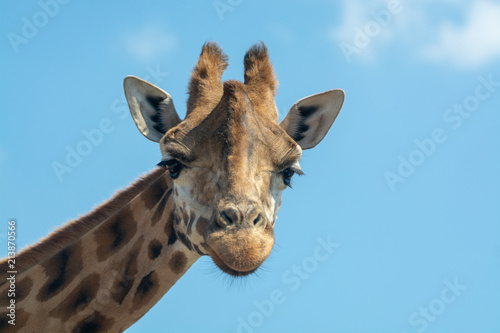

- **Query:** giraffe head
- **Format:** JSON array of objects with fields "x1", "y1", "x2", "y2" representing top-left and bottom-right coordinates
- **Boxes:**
[{"x1": 124, "y1": 42, "x2": 344, "y2": 276}]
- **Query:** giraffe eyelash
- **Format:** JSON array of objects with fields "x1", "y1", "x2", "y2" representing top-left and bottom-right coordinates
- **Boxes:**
[{"x1": 157, "y1": 160, "x2": 168, "y2": 167}]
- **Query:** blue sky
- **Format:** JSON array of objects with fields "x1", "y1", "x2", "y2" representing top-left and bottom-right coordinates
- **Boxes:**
[{"x1": 1, "y1": 1, "x2": 499, "y2": 332}]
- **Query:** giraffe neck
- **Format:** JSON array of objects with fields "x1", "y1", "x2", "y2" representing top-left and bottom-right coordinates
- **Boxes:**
[{"x1": 0, "y1": 168, "x2": 201, "y2": 332}]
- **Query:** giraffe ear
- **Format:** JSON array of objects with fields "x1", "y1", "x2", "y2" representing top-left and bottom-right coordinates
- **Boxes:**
[
  {"x1": 124, "y1": 76, "x2": 181, "y2": 143},
  {"x1": 280, "y1": 89, "x2": 345, "y2": 150}
]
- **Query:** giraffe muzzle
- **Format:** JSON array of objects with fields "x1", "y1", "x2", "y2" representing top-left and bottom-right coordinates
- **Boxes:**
[{"x1": 204, "y1": 202, "x2": 275, "y2": 276}]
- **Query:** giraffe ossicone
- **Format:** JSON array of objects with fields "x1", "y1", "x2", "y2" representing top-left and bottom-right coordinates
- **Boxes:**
[{"x1": 0, "y1": 42, "x2": 344, "y2": 332}]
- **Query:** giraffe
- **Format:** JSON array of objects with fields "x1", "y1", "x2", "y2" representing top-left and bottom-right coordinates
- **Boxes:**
[{"x1": 0, "y1": 42, "x2": 344, "y2": 332}]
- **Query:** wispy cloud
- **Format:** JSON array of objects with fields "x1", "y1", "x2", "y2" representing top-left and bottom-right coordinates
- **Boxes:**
[
  {"x1": 330, "y1": 0, "x2": 388, "y2": 63},
  {"x1": 123, "y1": 23, "x2": 177, "y2": 62},
  {"x1": 331, "y1": 0, "x2": 500, "y2": 69},
  {"x1": 421, "y1": 0, "x2": 500, "y2": 69}
]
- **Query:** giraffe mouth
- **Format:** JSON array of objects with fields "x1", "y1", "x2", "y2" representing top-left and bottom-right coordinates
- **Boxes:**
[
  {"x1": 204, "y1": 228, "x2": 275, "y2": 277},
  {"x1": 207, "y1": 249, "x2": 259, "y2": 277}
]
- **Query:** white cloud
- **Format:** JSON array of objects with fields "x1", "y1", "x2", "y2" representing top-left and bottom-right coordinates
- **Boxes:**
[
  {"x1": 421, "y1": 0, "x2": 500, "y2": 69},
  {"x1": 331, "y1": 0, "x2": 500, "y2": 69},
  {"x1": 123, "y1": 23, "x2": 177, "y2": 62},
  {"x1": 331, "y1": 0, "x2": 420, "y2": 64},
  {"x1": 331, "y1": 0, "x2": 385, "y2": 63}
]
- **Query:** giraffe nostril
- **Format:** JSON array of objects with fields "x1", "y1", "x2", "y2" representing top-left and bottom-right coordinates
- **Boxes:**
[
  {"x1": 253, "y1": 213, "x2": 263, "y2": 227},
  {"x1": 220, "y1": 211, "x2": 234, "y2": 226}
]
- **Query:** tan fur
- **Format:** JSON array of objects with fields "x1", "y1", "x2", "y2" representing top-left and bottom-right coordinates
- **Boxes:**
[
  {"x1": 244, "y1": 43, "x2": 279, "y2": 121},
  {"x1": 187, "y1": 42, "x2": 229, "y2": 117},
  {"x1": 160, "y1": 44, "x2": 301, "y2": 276},
  {"x1": 0, "y1": 42, "x2": 340, "y2": 332},
  {"x1": 0, "y1": 170, "x2": 199, "y2": 332}
]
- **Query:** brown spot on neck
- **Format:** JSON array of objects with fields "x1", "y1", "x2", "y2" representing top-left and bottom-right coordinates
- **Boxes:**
[
  {"x1": 131, "y1": 271, "x2": 160, "y2": 313},
  {"x1": 94, "y1": 206, "x2": 138, "y2": 262},
  {"x1": 148, "y1": 239, "x2": 163, "y2": 260},
  {"x1": 0, "y1": 276, "x2": 33, "y2": 307},
  {"x1": 150, "y1": 189, "x2": 172, "y2": 226},
  {"x1": 72, "y1": 311, "x2": 115, "y2": 333},
  {"x1": 49, "y1": 273, "x2": 100, "y2": 322},
  {"x1": 169, "y1": 251, "x2": 188, "y2": 274},
  {"x1": 37, "y1": 242, "x2": 83, "y2": 302},
  {"x1": 141, "y1": 175, "x2": 170, "y2": 210},
  {"x1": 0, "y1": 309, "x2": 28, "y2": 331},
  {"x1": 111, "y1": 236, "x2": 144, "y2": 305},
  {"x1": 176, "y1": 231, "x2": 193, "y2": 251},
  {"x1": 195, "y1": 216, "x2": 209, "y2": 236}
]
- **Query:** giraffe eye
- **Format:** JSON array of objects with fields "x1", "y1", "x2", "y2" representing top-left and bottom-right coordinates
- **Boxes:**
[
  {"x1": 158, "y1": 159, "x2": 184, "y2": 179},
  {"x1": 282, "y1": 167, "x2": 295, "y2": 187}
]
